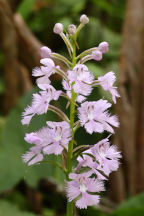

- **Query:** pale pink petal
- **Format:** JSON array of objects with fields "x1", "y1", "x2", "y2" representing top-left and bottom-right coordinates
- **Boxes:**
[
  {"x1": 76, "y1": 193, "x2": 100, "y2": 209},
  {"x1": 28, "y1": 153, "x2": 43, "y2": 166}
]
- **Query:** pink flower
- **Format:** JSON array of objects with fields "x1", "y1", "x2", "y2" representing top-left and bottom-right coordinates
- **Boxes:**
[
  {"x1": 77, "y1": 153, "x2": 107, "y2": 180},
  {"x1": 98, "y1": 42, "x2": 109, "y2": 53},
  {"x1": 21, "y1": 85, "x2": 61, "y2": 125},
  {"x1": 32, "y1": 58, "x2": 56, "y2": 89},
  {"x1": 66, "y1": 171, "x2": 105, "y2": 209},
  {"x1": 42, "y1": 121, "x2": 72, "y2": 155},
  {"x1": 91, "y1": 137, "x2": 122, "y2": 176},
  {"x1": 78, "y1": 100, "x2": 119, "y2": 134},
  {"x1": 67, "y1": 64, "x2": 94, "y2": 96},
  {"x1": 23, "y1": 121, "x2": 72, "y2": 165},
  {"x1": 41, "y1": 46, "x2": 52, "y2": 58},
  {"x1": 98, "y1": 71, "x2": 120, "y2": 103}
]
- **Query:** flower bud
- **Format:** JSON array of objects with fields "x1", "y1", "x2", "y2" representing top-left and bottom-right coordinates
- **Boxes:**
[
  {"x1": 53, "y1": 23, "x2": 63, "y2": 34},
  {"x1": 80, "y1": 14, "x2": 89, "y2": 25},
  {"x1": 41, "y1": 46, "x2": 51, "y2": 58},
  {"x1": 98, "y1": 42, "x2": 109, "y2": 53},
  {"x1": 68, "y1": 24, "x2": 76, "y2": 35},
  {"x1": 92, "y1": 50, "x2": 102, "y2": 61}
]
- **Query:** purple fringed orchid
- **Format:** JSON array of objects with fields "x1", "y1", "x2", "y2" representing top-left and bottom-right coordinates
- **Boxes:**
[
  {"x1": 98, "y1": 71, "x2": 120, "y2": 103},
  {"x1": 66, "y1": 171, "x2": 105, "y2": 209},
  {"x1": 78, "y1": 100, "x2": 119, "y2": 134},
  {"x1": 21, "y1": 14, "x2": 121, "y2": 214}
]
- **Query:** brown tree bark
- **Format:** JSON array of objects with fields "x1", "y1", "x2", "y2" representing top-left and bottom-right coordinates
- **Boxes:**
[
  {"x1": 109, "y1": 0, "x2": 144, "y2": 201},
  {"x1": 0, "y1": 0, "x2": 22, "y2": 114}
]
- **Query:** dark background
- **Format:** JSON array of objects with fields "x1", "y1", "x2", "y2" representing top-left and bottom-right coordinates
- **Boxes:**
[{"x1": 0, "y1": 0, "x2": 144, "y2": 215}]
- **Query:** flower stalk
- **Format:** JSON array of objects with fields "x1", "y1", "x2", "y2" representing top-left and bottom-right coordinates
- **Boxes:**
[{"x1": 66, "y1": 41, "x2": 77, "y2": 216}]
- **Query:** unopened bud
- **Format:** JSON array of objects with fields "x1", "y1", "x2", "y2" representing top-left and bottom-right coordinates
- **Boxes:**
[
  {"x1": 41, "y1": 46, "x2": 52, "y2": 58},
  {"x1": 80, "y1": 14, "x2": 89, "y2": 25},
  {"x1": 92, "y1": 50, "x2": 102, "y2": 61},
  {"x1": 98, "y1": 42, "x2": 109, "y2": 53},
  {"x1": 68, "y1": 24, "x2": 76, "y2": 35},
  {"x1": 53, "y1": 23, "x2": 63, "y2": 34}
]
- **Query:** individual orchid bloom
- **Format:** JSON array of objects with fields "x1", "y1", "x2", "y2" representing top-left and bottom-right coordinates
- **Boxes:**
[
  {"x1": 21, "y1": 85, "x2": 62, "y2": 125},
  {"x1": 32, "y1": 58, "x2": 56, "y2": 87},
  {"x1": 91, "y1": 137, "x2": 122, "y2": 176},
  {"x1": 66, "y1": 171, "x2": 105, "y2": 209},
  {"x1": 97, "y1": 71, "x2": 120, "y2": 103},
  {"x1": 67, "y1": 64, "x2": 94, "y2": 96},
  {"x1": 42, "y1": 121, "x2": 72, "y2": 155},
  {"x1": 78, "y1": 100, "x2": 119, "y2": 134},
  {"x1": 77, "y1": 152, "x2": 107, "y2": 180}
]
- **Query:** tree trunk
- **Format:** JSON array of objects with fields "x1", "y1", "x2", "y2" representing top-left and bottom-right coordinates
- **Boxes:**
[{"x1": 109, "y1": 0, "x2": 144, "y2": 202}]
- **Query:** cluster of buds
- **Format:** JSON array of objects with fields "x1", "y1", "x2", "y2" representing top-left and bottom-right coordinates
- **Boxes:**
[{"x1": 22, "y1": 14, "x2": 121, "y2": 211}]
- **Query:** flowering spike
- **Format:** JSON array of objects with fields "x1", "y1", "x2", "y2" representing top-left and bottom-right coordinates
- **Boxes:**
[{"x1": 21, "y1": 14, "x2": 121, "y2": 214}]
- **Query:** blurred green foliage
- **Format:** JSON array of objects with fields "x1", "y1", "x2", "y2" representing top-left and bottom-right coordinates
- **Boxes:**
[{"x1": 0, "y1": 200, "x2": 36, "y2": 216}]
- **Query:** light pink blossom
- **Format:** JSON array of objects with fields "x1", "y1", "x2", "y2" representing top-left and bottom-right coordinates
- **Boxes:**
[
  {"x1": 98, "y1": 71, "x2": 120, "y2": 103},
  {"x1": 78, "y1": 100, "x2": 119, "y2": 134},
  {"x1": 67, "y1": 64, "x2": 94, "y2": 96},
  {"x1": 21, "y1": 85, "x2": 61, "y2": 125},
  {"x1": 91, "y1": 137, "x2": 122, "y2": 176},
  {"x1": 66, "y1": 171, "x2": 105, "y2": 209},
  {"x1": 42, "y1": 121, "x2": 72, "y2": 155},
  {"x1": 32, "y1": 58, "x2": 56, "y2": 88},
  {"x1": 77, "y1": 153, "x2": 107, "y2": 180}
]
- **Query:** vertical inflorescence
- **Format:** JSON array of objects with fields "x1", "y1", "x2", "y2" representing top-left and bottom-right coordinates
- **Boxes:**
[{"x1": 21, "y1": 14, "x2": 121, "y2": 214}]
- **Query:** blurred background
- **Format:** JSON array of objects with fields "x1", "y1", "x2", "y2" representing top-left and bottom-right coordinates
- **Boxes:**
[{"x1": 0, "y1": 0, "x2": 144, "y2": 215}]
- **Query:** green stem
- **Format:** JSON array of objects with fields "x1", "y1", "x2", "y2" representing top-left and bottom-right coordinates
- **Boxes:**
[{"x1": 66, "y1": 43, "x2": 77, "y2": 216}]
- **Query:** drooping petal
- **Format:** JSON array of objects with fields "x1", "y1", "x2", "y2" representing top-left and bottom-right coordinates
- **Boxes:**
[{"x1": 76, "y1": 193, "x2": 100, "y2": 209}]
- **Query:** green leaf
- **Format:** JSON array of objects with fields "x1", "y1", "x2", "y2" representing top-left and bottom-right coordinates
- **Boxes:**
[
  {"x1": 111, "y1": 193, "x2": 144, "y2": 216},
  {"x1": 0, "y1": 200, "x2": 36, "y2": 216}
]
